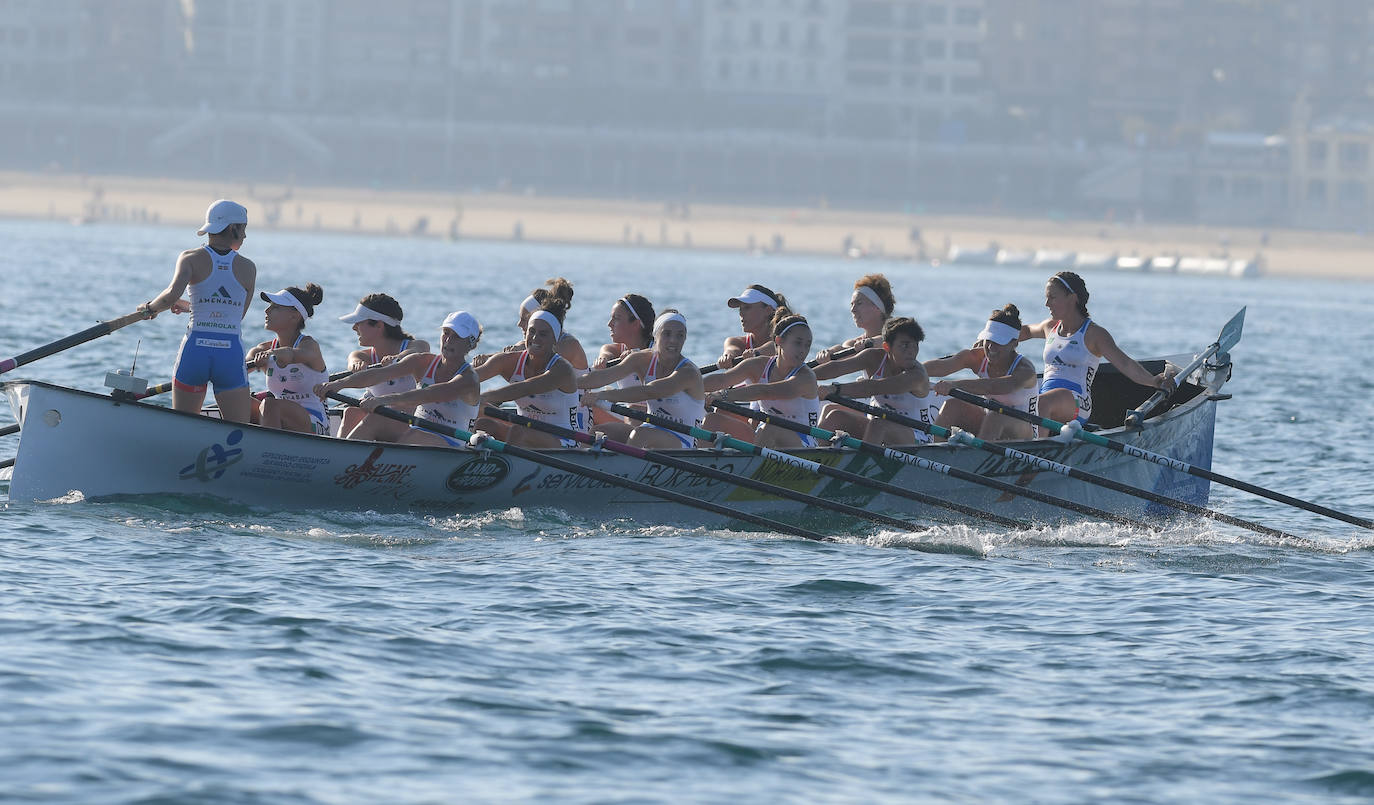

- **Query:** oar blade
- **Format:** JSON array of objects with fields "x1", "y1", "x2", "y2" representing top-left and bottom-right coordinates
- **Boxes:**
[{"x1": 1217, "y1": 306, "x2": 1245, "y2": 353}]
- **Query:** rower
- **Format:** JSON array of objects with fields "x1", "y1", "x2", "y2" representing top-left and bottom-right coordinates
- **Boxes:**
[
  {"x1": 246, "y1": 284, "x2": 329, "y2": 434},
  {"x1": 815, "y1": 273, "x2": 895, "y2": 360},
  {"x1": 817, "y1": 317, "x2": 933, "y2": 446},
  {"x1": 704, "y1": 308, "x2": 821, "y2": 449},
  {"x1": 139, "y1": 199, "x2": 257, "y2": 423},
  {"x1": 588, "y1": 293, "x2": 656, "y2": 429},
  {"x1": 474, "y1": 277, "x2": 588, "y2": 372},
  {"x1": 715, "y1": 284, "x2": 786, "y2": 369},
  {"x1": 580, "y1": 309, "x2": 705, "y2": 448},
  {"x1": 926, "y1": 304, "x2": 1038, "y2": 441},
  {"x1": 474, "y1": 298, "x2": 585, "y2": 448},
  {"x1": 335, "y1": 293, "x2": 431, "y2": 439},
  {"x1": 1021, "y1": 271, "x2": 1176, "y2": 430},
  {"x1": 316, "y1": 312, "x2": 482, "y2": 447}
]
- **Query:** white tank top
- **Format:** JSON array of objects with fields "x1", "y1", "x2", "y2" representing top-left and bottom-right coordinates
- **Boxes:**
[
  {"x1": 512, "y1": 351, "x2": 586, "y2": 432},
  {"x1": 1042, "y1": 318, "x2": 1100, "y2": 396},
  {"x1": 644, "y1": 353, "x2": 705, "y2": 428},
  {"x1": 869, "y1": 353, "x2": 935, "y2": 444},
  {"x1": 187, "y1": 246, "x2": 247, "y2": 335},
  {"x1": 978, "y1": 352, "x2": 1038, "y2": 412},
  {"x1": 757, "y1": 357, "x2": 821, "y2": 429},
  {"x1": 362, "y1": 341, "x2": 418, "y2": 399},
  {"x1": 267, "y1": 335, "x2": 329, "y2": 421},
  {"x1": 414, "y1": 356, "x2": 477, "y2": 432}
]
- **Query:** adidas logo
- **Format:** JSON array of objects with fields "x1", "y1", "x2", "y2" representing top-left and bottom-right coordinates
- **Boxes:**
[{"x1": 211, "y1": 286, "x2": 233, "y2": 299}]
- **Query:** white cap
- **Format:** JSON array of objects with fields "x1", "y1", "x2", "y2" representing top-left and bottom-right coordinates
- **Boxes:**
[
  {"x1": 976, "y1": 320, "x2": 1020, "y2": 345},
  {"x1": 339, "y1": 303, "x2": 401, "y2": 327},
  {"x1": 727, "y1": 286, "x2": 780, "y2": 309},
  {"x1": 442, "y1": 310, "x2": 481, "y2": 340},
  {"x1": 260, "y1": 288, "x2": 310, "y2": 323},
  {"x1": 197, "y1": 199, "x2": 248, "y2": 236}
]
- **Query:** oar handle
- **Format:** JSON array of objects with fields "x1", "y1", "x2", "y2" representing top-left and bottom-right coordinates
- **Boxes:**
[
  {"x1": 701, "y1": 345, "x2": 858, "y2": 375},
  {"x1": 0, "y1": 308, "x2": 148, "y2": 376}
]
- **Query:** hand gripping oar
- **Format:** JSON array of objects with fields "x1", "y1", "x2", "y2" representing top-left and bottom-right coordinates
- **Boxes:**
[
  {"x1": 946, "y1": 387, "x2": 1373, "y2": 531},
  {"x1": 701, "y1": 346, "x2": 858, "y2": 375},
  {"x1": 324, "y1": 393, "x2": 832, "y2": 542},
  {"x1": 0, "y1": 308, "x2": 149, "y2": 376},
  {"x1": 830, "y1": 393, "x2": 1297, "y2": 540},
  {"x1": 709, "y1": 398, "x2": 1144, "y2": 528},
  {"x1": 481, "y1": 404, "x2": 925, "y2": 532},
  {"x1": 1125, "y1": 307, "x2": 1245, "y2": 428},
  {"x1": 607, "y1": 402, "x2": 1029, "y2": 529}
]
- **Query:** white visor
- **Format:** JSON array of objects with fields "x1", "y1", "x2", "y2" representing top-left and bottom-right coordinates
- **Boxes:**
[
  {"x1": 727, "y1": 288, "x2": 779, "y2": 309},
  {"x1": 976, "y1": 320, "x2": 1020, "y2": 346},
  {"x1": 338, "y1": 303, "x2": 401, "y2": 327},
  {"x1": 260, "y1": 289, "x2": 309, "y2": 324}
]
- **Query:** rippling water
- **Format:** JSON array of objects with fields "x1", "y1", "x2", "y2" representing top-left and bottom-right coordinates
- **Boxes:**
[{"x1": 3, "y1": 219, "x2": 1374, "y2": 803}]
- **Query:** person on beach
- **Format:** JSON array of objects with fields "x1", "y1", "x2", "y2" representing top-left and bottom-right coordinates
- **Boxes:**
[
  {"x1": 704, "y1": 308, "x2": 822, "y2": 448},
  {"x1": 474, "y1": 277, "x2": 588, "y2": 372},
  {"x1": 139, "y1": 199, "x2": 256, "y2": 422},
  {"x1": 315, "y1": 312, "x2": 482, "y2": 447},
  {"x1": 925, "y1": 304, "x2": 1038, "y2": 441},
  {"x1": 587, "y1": 293, "x2": 657, "y2": 429},
  {"x1": 245, "y1": 284, "x2": 329, "y2": 434},
  {"x1": 815, "y1": 317, "x2": 934, "y2": 445},
  {"x1": 333, "y1": 293, "x2": 431, "y2": 439},
  {"x1": 815, "y1": 273, "x2": 895, "y2": 361},
  {"x1": 1021, "y1": 271, "x2": 1176, "y2": 432},
  {"x1": 473, "y1": 298, "x2": 585, "y2": 448},
  {"x1": 579, "y1": 309, "x2": 706, "y2": 448}
]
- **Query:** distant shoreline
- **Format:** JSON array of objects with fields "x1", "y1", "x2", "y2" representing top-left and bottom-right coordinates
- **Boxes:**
[{"x1": 2, "y1": 170, "x2": 1372, "y2": 280}]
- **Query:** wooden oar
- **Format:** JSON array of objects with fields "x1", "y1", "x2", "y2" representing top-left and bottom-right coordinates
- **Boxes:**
[
  {"x1": 324, "y1": 392, "x2": 832, "y2": 542},
  {"x1": 481, "y1": 404, "x2": 925, "y2": 532},
  {"x1": 709, "y1": 398, "x2": 1147, "y2": 528},
  {"x1": 608, "y1": 402, "x2": 1029, "y2": 529},
  {"x1": 0, "y1": 308, "x2": 148, "y2": 376},
  {"x1": 947, "y1": 387, "x2": 1374, "y2": 531},
  {"x1": 701, "y1": 345, "x2": 859, "y2": 375},
  {"x1": 1125, "y1": 307, "x2": 1245, "y2": 427},
  {"x1": 830, "y1": 393, "x2": 1298, "y2": 541}
]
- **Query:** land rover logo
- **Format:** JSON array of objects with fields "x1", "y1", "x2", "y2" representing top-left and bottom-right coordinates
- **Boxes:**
[{"x1": 447, "y1": 455, "x2": 510, "y2": 492}]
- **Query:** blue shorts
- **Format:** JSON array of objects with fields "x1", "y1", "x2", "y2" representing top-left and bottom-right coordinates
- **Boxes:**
[
  {"x1": 1040, "y1": 378, "x2": 1090, "y2": 423},
  {"x1": 640, "y1": 423, "x2": 694, "y2": 448},
  {"x1": 174, "y1": 331, "x2": 247, "y2": 393}
]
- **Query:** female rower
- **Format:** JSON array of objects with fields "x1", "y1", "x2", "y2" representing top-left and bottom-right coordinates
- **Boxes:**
[
  {"x1": 334, "y1": 293, "x2": 431, "y2": 439},
  {"x1": 715, "y1": 284, "x2": 787, "y2": 369},
  {"x1": 816, "y1": 273, "x2": 895, "y2": 360},
  {"x1": 475, "y1": 277, "x2": 589, "y2": 371},
  {"x1": 1022, "y1": 271, "x2": 1176, "y2": 429},
  {"x1": 579, "y1": 310, "x2": 705, "y2": 448},
  {"x1": 704, "y1": 308, "x2": 821, "y2": 448},
  {"x1": 925, "y1": 304, "x2": 1038, "y2": 441},
  {"x1": 816, "y1": 317, "x2": 933, "y2": 445},
  {"x1": 315, "y1": 312, "x2": 482, "y2": 447},
  {"x1": 245, "y1": 284, "x2": 329, "y2": 434},
  {"x1": 588, "y1": 293, "x2": 656, "y2": 428},
  {"x1": 474, "y1": 298, "x2": 585, "y2": 448}
]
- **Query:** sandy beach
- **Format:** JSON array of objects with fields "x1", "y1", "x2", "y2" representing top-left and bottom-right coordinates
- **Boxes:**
[{"x1": 2, "y1": 170, "x2": 1370, "y2": 280}]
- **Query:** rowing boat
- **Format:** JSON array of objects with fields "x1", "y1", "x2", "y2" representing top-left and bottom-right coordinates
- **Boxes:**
[{"x1": 1, "y1": 350, "x2": 1232, "y2": 526}]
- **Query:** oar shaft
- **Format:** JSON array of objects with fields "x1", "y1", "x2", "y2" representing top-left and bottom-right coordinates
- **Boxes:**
[
  {"x1": 484, "y1": 405, "x2": 920, "y2": 531},
  {"x1": 701, "y1": 346, "x2": 856, "y2": 375},
  {"x1": 0, "y1": 309, "x2": 147, "y2": 376},
  {"x1": 327, "y1": 393, "x2": 832, "y2": 542},
  {"x1": 947, "y1": 388, "x2": 1374, "y2": 531},
  {"x1": 1, "y1": 424, "x2": 18, "y2": 438}
]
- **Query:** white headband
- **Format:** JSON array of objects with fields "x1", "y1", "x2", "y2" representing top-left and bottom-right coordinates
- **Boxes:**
[
  {"x1": 527, "y1": 309, "x2": 562, "y2": 341},
  {"x1": 851, "y1": 286, "x2": 886, "y2": 314},
  {"x1": 619, "y1": 298, "x2": 644, "y2": 326},
  {"x1": 976, "y1": 320, "x2": 1020, "y2": 346},
  {"x1": 775, "y1": 319, "x2": 808, "y2": 340},
  {"x1": 652, "y1": 311, "x2": 687, "y2": 334},
  {"x1": 520, "y1": 295, "x2": 542, "y2": 314}
]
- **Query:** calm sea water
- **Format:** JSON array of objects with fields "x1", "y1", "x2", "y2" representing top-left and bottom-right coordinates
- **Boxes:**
[{"x1": 3, "y1": 219, "x2": 1374, "y2": 803}]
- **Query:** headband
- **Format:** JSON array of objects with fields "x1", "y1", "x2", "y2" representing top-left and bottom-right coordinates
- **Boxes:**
[
  {"x1": 520, "y1": 295, "x2": 542, "y2": 314},
  {"x1": 851, "y1": 286, "x2": 886, "y2": 314},
  {"x1": 976, "y1": 320, "x2": 1020, "y2": 346},
  {"x1": 619, "y1": 297, "x2": 644, "y2": 326},
  {"x1": 652, "y1": 311, "x2": 687, "y2": 334},
  {"x1": 775, "y1": 319, "x2": 808, "y2": 340},
  {"x1": 1055, "y1": 276, "x2": 1076, "y2": 295},
  {"x1": 527, "y1": 309, "x2": 562, "y2": 341}
]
